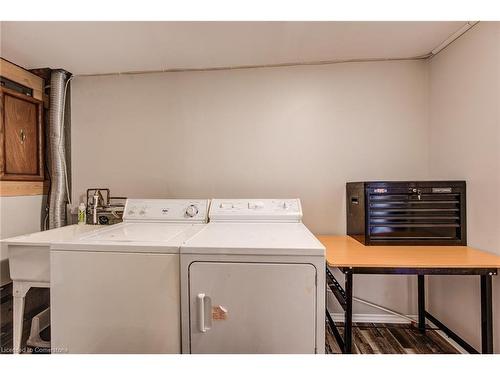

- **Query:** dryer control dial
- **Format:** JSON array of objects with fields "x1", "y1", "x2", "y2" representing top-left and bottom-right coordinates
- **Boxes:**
[{"x1": 185, "y1": 204, "x2": 199, "y2": 218}]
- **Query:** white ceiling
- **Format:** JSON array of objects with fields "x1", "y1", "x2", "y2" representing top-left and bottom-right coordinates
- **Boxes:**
[{"x1": 0, "y1": 21, "x2": 467, "y2": 75}]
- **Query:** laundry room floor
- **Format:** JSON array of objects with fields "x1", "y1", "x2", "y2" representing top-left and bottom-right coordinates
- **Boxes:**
[
  {"x1": 0, "y1": 284, "x2": 50, "y2": 355},
  {"x1": 326, "y1": 322, "x2": 460, "y2": 354}
]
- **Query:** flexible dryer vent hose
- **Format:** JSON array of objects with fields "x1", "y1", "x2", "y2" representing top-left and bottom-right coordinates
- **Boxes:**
[{"x1": 48, "y1": 69, "x2": 71, "y2": 229}]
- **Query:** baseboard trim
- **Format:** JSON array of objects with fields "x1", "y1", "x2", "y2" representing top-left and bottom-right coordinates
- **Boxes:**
[{"x1": 331, "y1": 313, "x2": 417, "y2": 324}]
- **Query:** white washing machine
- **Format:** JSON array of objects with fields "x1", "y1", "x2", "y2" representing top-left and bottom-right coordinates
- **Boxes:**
[
  {"x1": 180, "y1": 199, "x2": 325, "y2": 354},
  {"x1": 50, "y1": 199, "x2": 209, "y2": 354}
]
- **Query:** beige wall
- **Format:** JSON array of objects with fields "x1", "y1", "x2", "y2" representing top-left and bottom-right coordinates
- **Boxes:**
[
  {"x1": 428, "y1": 22, "x2": 500, "y2": 352},
  {"x1": 0, "y1": 195, "x2": 45, "y2": 286},
  {"x1": 71, "y1": 60, "x2": 429, "y2": 314}
]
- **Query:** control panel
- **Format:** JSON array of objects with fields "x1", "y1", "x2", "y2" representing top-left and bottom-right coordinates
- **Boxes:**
[
  {"x1": 209, "y1": 199, "x2": 303, "y2": 222},
  {"x1": 123, "y1": 199, "x2": 209, "y2": 223}
]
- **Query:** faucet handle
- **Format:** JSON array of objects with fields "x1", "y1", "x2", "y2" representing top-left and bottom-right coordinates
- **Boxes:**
[{"x1": 93, "y1": 190, "x2": 102, "y2": 207}]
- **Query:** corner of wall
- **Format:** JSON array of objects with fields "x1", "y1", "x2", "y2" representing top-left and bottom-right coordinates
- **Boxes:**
[{"x1": 424, "y1": 57, "x2": 432, "y2": 180}]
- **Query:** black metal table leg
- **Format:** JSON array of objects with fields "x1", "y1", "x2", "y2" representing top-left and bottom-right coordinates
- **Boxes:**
[
  {"x1": 327, "y1": 265, "x2": 497, "y2": 354},
  {"x1": 344, "y1": 269, "x2": 353, "y2": 353},
  {"x1": 418, "y1": 275, "x2": 426, "y2": 333},
  {"x1": 480, "y1": 274, "x2": 493, "y2": 354}
]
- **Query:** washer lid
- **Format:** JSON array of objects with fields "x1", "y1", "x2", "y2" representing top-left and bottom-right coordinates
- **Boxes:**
[
  {"x1": 80, "y1": 222, "x2": 197, "y2": 242},
  {"x1": 181, "y1": 222, "x2": 325, "y2": 256},
  {"x1": 51, "y1": 223, "x2": 207, "y2": 253}
]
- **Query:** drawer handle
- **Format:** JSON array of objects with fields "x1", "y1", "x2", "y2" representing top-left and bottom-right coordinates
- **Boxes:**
[{"x1": 19, "y1": 129, "x2": 26, "y2": 144}]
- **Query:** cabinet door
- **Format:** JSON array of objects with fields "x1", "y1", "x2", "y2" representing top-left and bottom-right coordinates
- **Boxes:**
[
  {"x1": 0, "y1": 88, "x2": 43, "y2": 180},
  {"x1": 189, "y1": 262, "x2": 317, "y2": 353}
]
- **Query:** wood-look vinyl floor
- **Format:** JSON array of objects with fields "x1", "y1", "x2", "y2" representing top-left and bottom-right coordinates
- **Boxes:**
[
  {"x1": 326, "y1": 322, "x2": 460, "y2": 354},
  {"x1": 3, "y1": 323, "x2": 462, "y2": 354}
]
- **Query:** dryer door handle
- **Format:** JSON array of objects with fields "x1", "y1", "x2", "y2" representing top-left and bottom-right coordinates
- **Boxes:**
[{"x1": 197, "y1": 293, "x2": 212, "y2": 333}]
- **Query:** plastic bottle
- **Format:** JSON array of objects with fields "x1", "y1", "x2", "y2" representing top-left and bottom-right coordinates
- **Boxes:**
[{"x1": 78, "y1": 202, "x2": 86, "y2": 224}]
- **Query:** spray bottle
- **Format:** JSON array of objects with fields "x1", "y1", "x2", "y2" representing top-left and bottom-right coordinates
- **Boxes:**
[{"x1": 78, "y1": 202, "x2": 86, "y2": 224}]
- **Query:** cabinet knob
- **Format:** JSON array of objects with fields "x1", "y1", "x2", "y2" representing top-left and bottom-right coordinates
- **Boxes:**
[{"x1": 19, "y1": 129, "x2": 26, "y2": 144}]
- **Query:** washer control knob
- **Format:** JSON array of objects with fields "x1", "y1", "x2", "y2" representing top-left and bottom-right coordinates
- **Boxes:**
[
  {"x1": 248, "y1": 201, "x2": 264, "y2": 209},
  {"x1": 185, "y1": 205, "x2": 199, "y2": 218}
]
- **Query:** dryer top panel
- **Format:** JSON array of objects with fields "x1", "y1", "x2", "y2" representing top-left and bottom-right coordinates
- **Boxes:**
[
  {"x1": 181, "y1": 222, "x2": 324, "y2": 255},
  {"x1": 209, "y1": 199, "x2": 303, "y2": 223},
  {"x1": 123, "y1": 199, "x2": 209, "y2": 223}
]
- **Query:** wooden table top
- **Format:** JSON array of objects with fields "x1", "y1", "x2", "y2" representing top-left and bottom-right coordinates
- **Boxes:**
[{"x1": 316, "y1": 235, "x2": 500, "y2": 269}]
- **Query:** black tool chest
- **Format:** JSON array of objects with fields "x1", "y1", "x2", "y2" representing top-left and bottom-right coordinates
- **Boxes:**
[{"x1": 346, "y1": 181, "x2": 466, "y2": 245}]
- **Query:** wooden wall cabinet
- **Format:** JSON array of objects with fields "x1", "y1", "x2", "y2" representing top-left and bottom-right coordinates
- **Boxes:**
[
  {"x1": 0, "y1": 87, "x2": 44, "y2": 181},
  {"x1": 0, "y1": 58, "x2": 47, "y2": 196}
]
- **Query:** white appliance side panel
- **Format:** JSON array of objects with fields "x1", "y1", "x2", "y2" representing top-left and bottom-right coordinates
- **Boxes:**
[
  {"x1": 189, "y1": 262, "x2": 317, "y2": 354},
  {"x1": 51, "y1": 251, "x2": 180, "y2": 354}
]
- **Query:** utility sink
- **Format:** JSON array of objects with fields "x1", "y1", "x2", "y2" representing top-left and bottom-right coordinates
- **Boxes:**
[
  {"x1": 4, "y1": 224, "x2": 101, "y2": 283},
  {"x1": 3, "y1": 224, "x2": 105, "y2": 353}
]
